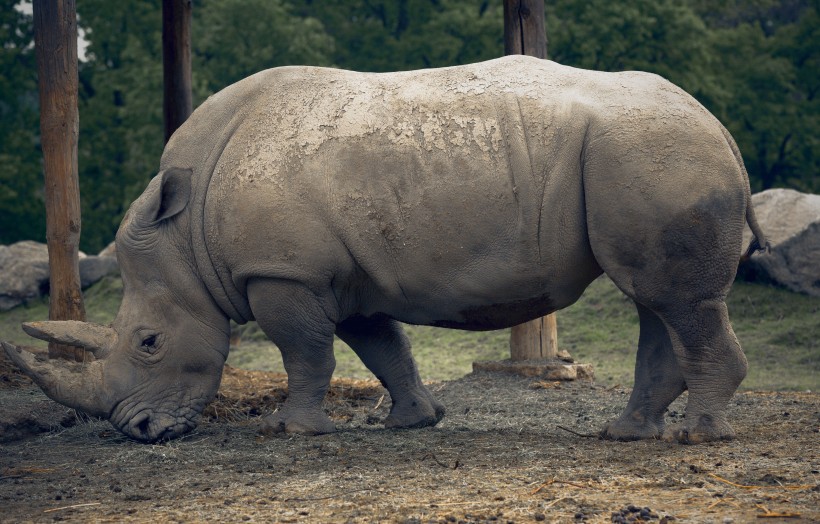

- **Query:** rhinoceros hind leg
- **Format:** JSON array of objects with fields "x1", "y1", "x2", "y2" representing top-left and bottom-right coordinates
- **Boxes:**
[
  {"x1": 656, "y1": 300, "x2": 746, "y2": 444},
  {"x1": 337, "y1": 315, "x2": 445, "y2": 429},
  {"x1": 601, "y1": 303, "x2": 685, "y2": 441},
  {"x1": 661, "y1": 415, "x2": 736, "y2": 444},
  {"x1": 248, "y1": 279, "x2": 339, "y2": 436}
]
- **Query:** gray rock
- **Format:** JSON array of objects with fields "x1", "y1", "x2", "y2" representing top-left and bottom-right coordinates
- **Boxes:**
[
  {"x1": 740, "y1": 189, "x2": 820, "y2": 296},
  {"x1": 0, "y1": 240, "x2": 121, "y2": 311},
  {"x1": 79, "y1": 255, "x2": 120, "y2": 288},
  {"x1": 0, "y1": 241, "x2": 50, "y2": 311}
]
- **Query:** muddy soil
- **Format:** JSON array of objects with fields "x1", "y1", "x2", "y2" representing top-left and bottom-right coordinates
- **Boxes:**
[{"x1": 1, "y1": 365, "x2": 818, "y2": 523}]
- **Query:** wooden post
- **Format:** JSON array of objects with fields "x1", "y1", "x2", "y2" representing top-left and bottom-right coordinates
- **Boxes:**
[
  {"x1": 503, "y1": 0, "x2": 547, "y2": 59},
  {"x1": 162, "y1": 0, "x2": 193, "y2": 143},
  {"x1": 472, "y1": 1, "x2": 593, "y2": 380},
  {"x1": 510, "y1": 313, "x2": 558, "y2": 360},
  {"x1": 33, "y1": 0, "x2": 86, "y2": 362},
  {"x1": 504, "y1": 0, "x2": 559, "y2": 362}
]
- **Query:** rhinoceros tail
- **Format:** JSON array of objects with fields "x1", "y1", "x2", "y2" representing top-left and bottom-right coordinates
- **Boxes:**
[{"x1": 718, "y1": 123, "x2": 770, "y2": 261}]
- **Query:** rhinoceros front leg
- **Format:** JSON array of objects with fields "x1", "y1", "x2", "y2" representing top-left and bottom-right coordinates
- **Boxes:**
[
  {"x1": 601, "y1": 302, "x2": 686, "y2": 441},
  {"x1": 248, "y1": 279, "x2": 338, "y2": 435},
  {"x1": 336, "y1": 315, "x2": 445, "y2": 429}
]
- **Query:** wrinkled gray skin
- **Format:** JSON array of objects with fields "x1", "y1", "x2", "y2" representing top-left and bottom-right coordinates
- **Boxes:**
[{"x1": 4, "y1": 56, "x2": 767, "y2": 444}]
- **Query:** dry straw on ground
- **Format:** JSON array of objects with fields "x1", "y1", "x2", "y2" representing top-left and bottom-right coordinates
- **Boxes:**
[{"x1": 1, "y1": 355, "x2": 818, "y2": 522}]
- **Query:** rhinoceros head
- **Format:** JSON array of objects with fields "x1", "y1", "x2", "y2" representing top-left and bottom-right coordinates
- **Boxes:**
[{"x1": 3, "y1": 168, "x2": 231, "y2": 442}]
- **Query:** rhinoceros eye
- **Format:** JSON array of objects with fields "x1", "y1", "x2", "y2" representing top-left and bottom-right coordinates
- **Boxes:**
[{"x1": 140, "y1": 335, "x2": 158, "y2": 353}]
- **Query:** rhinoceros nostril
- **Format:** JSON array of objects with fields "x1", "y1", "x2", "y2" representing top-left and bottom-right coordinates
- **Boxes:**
[{"x1": 130, "y1": 412, "x2": 151, "y2": 438}]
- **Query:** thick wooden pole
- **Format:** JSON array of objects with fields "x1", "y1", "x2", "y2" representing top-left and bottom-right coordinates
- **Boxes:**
[
  {"x1": 504, "y1": 0, "x2": 558, "y2": 362},
  {"x1": 503, "y1": 0, "x2": 548, "y2": 59},
  {"x1": 162, "y1": 0, "x2": 193, "y2": 143},
  {"x1": 33, "y1": 0, "x2": 86, "y2": 361}
]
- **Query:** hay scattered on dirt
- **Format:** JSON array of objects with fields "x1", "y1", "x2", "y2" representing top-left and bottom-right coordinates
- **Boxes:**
[
  {"x1": 0, "y1": 349, "x2": 32, "y2": 390},
  {"x1": 2, "y1": 354, "x2": 818, "y2": 523},
  {"x1": 204, "y1": 365, "x2": 387, "y2": 424}
]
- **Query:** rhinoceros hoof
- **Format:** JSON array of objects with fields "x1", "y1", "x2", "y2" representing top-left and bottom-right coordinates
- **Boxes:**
[
  {"x1": 260, "y1": 410, "x2": 336, "y2": 436},
  {"x1": 384, "y1": 397, "x2": 445, "y2": 429},
  {"x1": 599, "y1": 416, "x2": 663, "y2": 442},
  {"x1": 661, "y1": 415, "x2": 736, "y2": 444}
]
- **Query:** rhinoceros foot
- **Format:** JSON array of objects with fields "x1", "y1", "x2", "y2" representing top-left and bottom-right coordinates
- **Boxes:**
[
  {"x1": 599, "y1": 413, "x2": 664, "y2": 442},
  {"x1": 384, "y1": 389, "x2": 445, "y2": 429},
  {"x1": 661, "y1": 415, "x2": 736, "y2": 444},
  {"x1": 259, "y1": 407, "x2": 336, "y2": 436}
]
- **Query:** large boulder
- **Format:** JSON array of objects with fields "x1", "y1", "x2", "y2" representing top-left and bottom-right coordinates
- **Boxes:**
[
  {"x1": 0, "y1": 241, "x2": 50, "y2": 311},
  {"x1": 740, "y1": 189, "x2": 820, "y2": 296},
  {"x1": 0, "y1": 241, "x2": 120, "y2": 311},
  {"x1": 79, "y1": 252, "x2": 119, "y2": 288}
]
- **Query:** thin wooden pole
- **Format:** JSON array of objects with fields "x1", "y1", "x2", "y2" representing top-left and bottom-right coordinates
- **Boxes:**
[
  {"x1": 33, "y1": 0, "x2": 86, "y2": 361},
  {"x1": 162, "y1": 0, "x2": 193, "y2": 143},
  {"x1": 504, "y1": 0, "x2": 558, "y2": 361}
]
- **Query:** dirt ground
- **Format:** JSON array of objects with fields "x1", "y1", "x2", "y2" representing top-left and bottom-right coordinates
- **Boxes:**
[{"x1": 1, "y1": 362, "x2": 818, "y2": 523}]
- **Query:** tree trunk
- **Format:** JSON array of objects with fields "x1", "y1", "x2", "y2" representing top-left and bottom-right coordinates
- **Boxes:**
[
  {"x1": 163, "y1": 0, "x2": 193, "y2": 144},
  {"x1": 504, "y1": 0, "x2": 558, "y2": 361},
  {"x1": 33, "y1": 0, "x2": 86, "y2": 362}
]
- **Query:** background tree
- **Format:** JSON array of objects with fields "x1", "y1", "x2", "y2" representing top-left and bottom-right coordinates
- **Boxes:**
[
  {"x1": 0, "y1": 1, "x2": 44, "y2": 244},
  {"x1": 194, "y1": 0, "x2": 333, "y2": 96},
  {"x1": 75, "y1": 0, "x2": 165, "y2": 252},
  {"x1": 696, "y1": 2, "x2": 818, "y2": 191},
  {"x1": 292, "y1": 0, "x2": 502, "y2": 71}
]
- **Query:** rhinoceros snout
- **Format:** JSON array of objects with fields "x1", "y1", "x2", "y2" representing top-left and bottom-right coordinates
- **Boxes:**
[{"x1": 122, "y1": 411, "x2": 196, "y2": 442}]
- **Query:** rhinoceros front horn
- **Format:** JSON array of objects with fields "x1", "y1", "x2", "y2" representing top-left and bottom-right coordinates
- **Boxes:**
[
  {"x1": 22, "y1": 320, "x2": 116, "y2": 359},
  {"x1": 0, "y1": 321, "x2": 118, "y2": 418}
]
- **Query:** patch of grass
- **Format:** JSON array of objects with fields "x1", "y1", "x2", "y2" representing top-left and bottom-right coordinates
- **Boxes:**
[
  {"x1": 228, "y1": 277, "x2": 819, "y2": 391},
  {"x1": 2, "y1": 275, "x2": 816, "y2": 391},
  {"x1": 0, "y1": 276, "x2": 122, "y2": 350},
  {"x1": 725, "y1": 281, "x2": 819, "y2": 391}
]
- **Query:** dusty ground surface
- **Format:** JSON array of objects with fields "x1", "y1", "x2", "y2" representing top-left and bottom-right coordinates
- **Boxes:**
[{"x1": 1, "y1": 362, "x2": 818, "y2": 523}]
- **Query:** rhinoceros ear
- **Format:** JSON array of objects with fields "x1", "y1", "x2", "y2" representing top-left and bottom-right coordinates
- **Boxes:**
[{"x1": 148, "y1": 167, "x2": 192, "y2": 223}]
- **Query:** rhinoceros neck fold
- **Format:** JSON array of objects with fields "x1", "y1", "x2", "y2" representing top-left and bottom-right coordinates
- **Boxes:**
[{"x1": 182, "y1": 114, "x2": 254, "y2": 325}]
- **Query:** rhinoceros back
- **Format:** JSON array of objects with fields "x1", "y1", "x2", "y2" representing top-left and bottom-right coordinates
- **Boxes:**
[{"x1": 161, "y1": 56, "x2": 732, "y2": 329}]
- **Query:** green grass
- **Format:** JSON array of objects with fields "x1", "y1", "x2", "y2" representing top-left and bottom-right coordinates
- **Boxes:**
[
  {"x1": 0, "y1": 276, "x2": 123, "y2": 349},
  {"x1": 2, "y1": 276, "x2": 817, "y2": 391}
]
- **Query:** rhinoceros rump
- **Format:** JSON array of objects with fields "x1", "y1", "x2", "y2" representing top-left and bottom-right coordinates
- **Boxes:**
[{"x1": 4, "y1": 56, "x2": 766, "y2": 443}]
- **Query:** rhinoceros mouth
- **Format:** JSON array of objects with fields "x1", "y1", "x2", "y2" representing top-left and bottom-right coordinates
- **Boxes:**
[{"x1": 110, "y1": 397, "x2": 205, "y2": 443}]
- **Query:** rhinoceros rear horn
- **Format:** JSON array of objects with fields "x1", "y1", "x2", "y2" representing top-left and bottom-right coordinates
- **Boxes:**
[
  {"x1": 22, "y1": 321, "x2": 116, "y2": 359},
  {"x1": 1, "y1": 341, "x2": 111, "y2": 418}
]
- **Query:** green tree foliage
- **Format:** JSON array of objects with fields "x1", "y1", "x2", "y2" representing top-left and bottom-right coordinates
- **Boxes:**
[
  {"x1": 290, "y1": 0, "x2": 502, "y2": 71},
  {"x1": 75, "y1": 0, "x2": 165, "y2": 252},
  {"x1": 0, "y1": 1, "x2": 43, "y2": 245},
  {"x1": 194, "y1": 0, "x2": 333, "y2": 96},
  {"x1": 0, "y1": 0, "x2": 816, "y2": 251},
  {"x1": 698, "y1": 2, "x2": 819, "y2": 191},
  {"x1": 546, "y1": 1, "x2": 717, "y2": 97}
]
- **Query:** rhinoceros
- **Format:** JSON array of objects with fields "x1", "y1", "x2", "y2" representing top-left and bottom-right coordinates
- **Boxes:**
[{"x1": 3, "y1": 55, "x2": 766, "y2": 444}]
